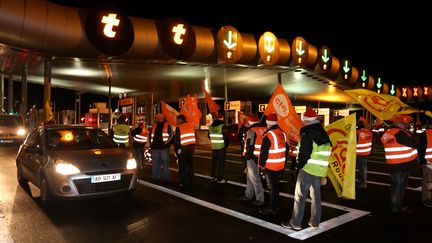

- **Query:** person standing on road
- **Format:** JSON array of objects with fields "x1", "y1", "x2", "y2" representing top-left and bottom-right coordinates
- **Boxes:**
[
  {"x1": 208, "y1": 112, "x2": 229, "y2": 183},
  {"x1": 259, "y1": 113, "x2": 287, "y2": 216},
  {"x1": 112, "y1": 115, "x2": 130, "y2": 149},
  {"x1": 381, "y1": 114, "x2": 419, "y2": 218},
  {"x1": 282, "y1": 107, "x2": 331, "y2": 230},
  {"x1": 239, "y1": 114, "x2": 266, "y2": 206},
  {"x1": 131, "y1": 120, "x2": 149, "y2": 170},
  {"x1": 174, "y1": 114, "x2": 196, "y2": 188},
  {"x1": 356, "y1": 118, "x2": 373, "y2": 188},
  {"x1": 149, "y1": 113, "x2": 173, "y2": 183},
  {"x1": 418, "y1": 125, "x2": 432, "y2": 207}
]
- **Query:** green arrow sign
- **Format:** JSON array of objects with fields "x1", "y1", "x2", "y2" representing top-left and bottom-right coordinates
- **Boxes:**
[
  {"x1": 321, "y1": 49, "x2": 329, "y2": 62},
  {"x1": 361, "y1": 70, "x2": 367, "y2": 81},
  {"x1": 223, "y1": 30, "x2": 237, "y2": 49},
  {"x1": 296, "y1": 41, "x2": 305, "y2": 56},
  {"x1": 343, "y1": 60, "x2": 350, "y2": 73},
  {"x1": 377, "y1": 77, "x2": 382, "y2": 89},
  {"x1": 390, "y1": 84, "x2": 395, "y2": 95}
]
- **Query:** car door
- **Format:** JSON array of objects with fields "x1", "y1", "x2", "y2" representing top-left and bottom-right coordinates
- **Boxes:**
[{"x1": 23, "y1": 129, "x2": 44, "y2": 185}]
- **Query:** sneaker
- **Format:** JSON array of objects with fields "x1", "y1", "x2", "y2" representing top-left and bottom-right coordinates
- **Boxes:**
[
  {"x1": 251, "y1": 200, "x2": 264, "y2": 206},
  {"x1": 308, "y1": 222, "x2": 319, "y2": 228},
  {"x1": 238, "y1": 196, "x2": 254, "y2": 202},
  {"x1": 217, "y1": 179, "x2": 227, "y2": 183},
  {"x1": 210, "y1": 177, "x2": 217, "y2": 182},
  {"x1": 423, "y1": 199, "x2": 432, "y2": 207},
  {"x1": 281, "y1": 221, "x2": 301, "y2": 231}
]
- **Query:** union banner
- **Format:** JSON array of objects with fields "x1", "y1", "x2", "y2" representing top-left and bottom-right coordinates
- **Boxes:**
[{"x1": 324, "y1": 113, "x2": 357, "y2": 199}]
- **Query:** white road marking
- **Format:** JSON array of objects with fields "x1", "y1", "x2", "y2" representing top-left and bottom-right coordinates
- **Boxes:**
[{"x1": 138, "y1": 169, "x2": 370, "y2": 240}]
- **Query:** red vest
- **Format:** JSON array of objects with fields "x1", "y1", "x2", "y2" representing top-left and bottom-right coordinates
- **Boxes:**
[
  {"x1": 425, "y1": 129, "x2": 432, "y2": 162},
  {"x1": 242, "y1": 126, "x2": 266, "y2": 161},
  {"x1": 134, "y1": 127, "x2": 149, "y2": 144},
  {"x1": 178, "y1": 122, "x2": 196, "y2": 146},
  {"x1": 381, "y1": 128, "x2": 418, "y2": 164},
  {"x1": 151, "y1": 122, "x2": 169, "y2": 143},
  {"x1": 262, "y1": 128, "x2": 286, "y2": 171},
  {"x1": 356, "y1": 128, "x2": 372, "y2": 156}
]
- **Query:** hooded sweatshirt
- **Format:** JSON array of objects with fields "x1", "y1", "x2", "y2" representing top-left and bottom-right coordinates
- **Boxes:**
[{"x1": 297, "y1": 120, "x2": 331, "y2": 169}]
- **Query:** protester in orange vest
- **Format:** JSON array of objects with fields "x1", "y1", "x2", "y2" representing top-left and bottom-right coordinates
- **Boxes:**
[
  {"x1": 259, "y1": 113, "x2": 287, "y2": 216},
  {"x1": 239, "y1": 114, "x2": 266, "y2": 206},
  {"x1": 131, "y1": 120, "x2": 149, "y2": 169},
  {"x1": 419, "y1": 126, "x2": 432, "y2": 207},
  {"x1": 381, "y1": 114, "x2": 419, "y2": 219},
  {"x1": 356, "y1": 118, "x2": 373, "y2": 188},
  {"x1": 174, "y1": 114, "x2": 196, "y2": 189}
]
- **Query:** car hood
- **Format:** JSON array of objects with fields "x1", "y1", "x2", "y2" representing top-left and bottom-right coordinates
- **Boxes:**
[{"x1": 48, "y1": 148, "x2": 130, "y2": 172}]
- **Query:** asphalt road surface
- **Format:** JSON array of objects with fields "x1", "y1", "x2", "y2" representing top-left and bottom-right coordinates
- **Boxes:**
[{"x1": 1, "y1": 143, "x2": 431, "y2": 242}]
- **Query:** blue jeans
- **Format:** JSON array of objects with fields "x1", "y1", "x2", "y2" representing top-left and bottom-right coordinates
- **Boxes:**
[
  {"x1": 245, "y1": 159, "x2": 264, "y2": 201},
  {"x1": 422, "y1": 164, "x2": 432, "y2": 201},
  {"x1": 151, "y1": 148, "x2": 170, "y2": 181},
  {"x1": 356, "y1": 155, "x2": 368, "y2": 184},
  {"x1": 390, "y1": 170, "x2": 409, "y2": 212},
  {"x1": 290, "y1": 169, "x2": 322, "y2": 227}
]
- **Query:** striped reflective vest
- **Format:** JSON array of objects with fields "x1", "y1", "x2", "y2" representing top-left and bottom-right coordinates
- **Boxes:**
[
  {"x1": 178, "y1": 122, "x2": 196, "y2": 146},
  {"x1": 302, "y1": 142, "x2": 331, "y2": 177},
  {"x1": 113, "y1": 124, "x2": 130, "y2": 145},
  {"x1": 134, "y1": 127, "x2": 149, "y2": 144},
  {"x1": 425, "y1": 129, "x2": 432, "y2": 162},
  {"x1": 150, "y1": 122, "x2": 170, "y2": 143},
  {"x1": 262, "y1": 128, "x2": 286, "y2": 171},
  {"x1": 209, "y1": 124, "x2": 225, "y2": 150},
  {"x1": 288, "y1": 143, "x2": 298, "y2": 157},
  {"x1": 381, "y1": 128, "x2": 418, "y2": 164},
  {"x1": 242, "y1": 126, "x2": 266, "y2": 160},
  {"x1": 356, "y1": 128, "x2": 372, "y2": 156}
]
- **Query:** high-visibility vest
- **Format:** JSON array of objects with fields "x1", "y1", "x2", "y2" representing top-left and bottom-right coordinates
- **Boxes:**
[
  {"x1": 113, "y1": 124, "x2": 130, "y2": 144},
  {"x1": 288, "y1": 144, "x2": 298, "y2": 157},
  {"x1": 302, "y1": 141, "x2": 331, "y2": 177},
  {"x1": 209, "y1": 124, "x2": 225, "y2": 150},
  {"x1": 150, "y1": 122, "x2": 170, "y2": 143},
  {"x1": 134, "y1": 127, "x2": 149, "y2": 144},
  {"x1": 242, "y1": 126, "x2": 266, "y2": 160},
  {"x1": 262, "y1": 128, "x2": 286, "y2": 171},
  {"x1": 381, "y1": 128, "x2": 418, "y2": 164},
  {"x1": 356, "y1": 128, "x2": 373, "y2": 156},
  {"x1": 425, "y1": 129, "x2": 432, "y2": 162},
  {"x1": 178, "y1": 122, "x2": 196, "y2": 146}
]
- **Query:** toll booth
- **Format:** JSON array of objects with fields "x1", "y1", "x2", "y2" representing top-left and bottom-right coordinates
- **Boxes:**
[
  {"x1": 85, "y1": 103, "x2": 111, "y2": 133},
  {"x1": 118, "y1": 95, "x2": 134, "y2": 127}
]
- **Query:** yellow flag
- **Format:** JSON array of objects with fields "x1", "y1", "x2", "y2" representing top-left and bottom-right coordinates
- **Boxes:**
[
  {"x1": 45, "y1": 100, "x2": 54, "y2": 122},
  {"x1": 344, "y1": 89, "x2": 418, "y2": 120},
  {"x1": 324, "y1": 113, "x2": 357, "y2": 199}
]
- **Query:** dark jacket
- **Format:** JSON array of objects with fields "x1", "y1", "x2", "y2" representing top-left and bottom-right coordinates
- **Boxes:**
[
  {"x1": 131, "y1": 126, "x2": 144, "y2": 148},
  {"x1": 296, "y1": 120, "x2": 331, "y2": 169},
  {"x1": 244, "y1": 123, "x2": 264, "y2": 161},
  {"x1": 150, "y1": 121, "x2": 172, "y2": 150},
  {"x1": 419, "y1": 129, "x2": 428, "y2": 165},
  {"x1": 259, "y1": 125, "x2": 288, "y2": 168}
]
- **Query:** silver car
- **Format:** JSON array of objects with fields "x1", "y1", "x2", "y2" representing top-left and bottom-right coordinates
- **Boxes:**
[{"x1": 16, "y1": 125, "x2": 137, "y2": 205}]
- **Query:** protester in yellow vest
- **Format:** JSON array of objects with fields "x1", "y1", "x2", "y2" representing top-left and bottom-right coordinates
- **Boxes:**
[
  {"x1": 208, "y1": 112, "x2": 229, "y2": 183},
  {"x1": 112, "y1": 115, "x2": 130, "y2": 148},
  {"x1": 282, "y1": 107, "x2": 331, "y2": 230}
]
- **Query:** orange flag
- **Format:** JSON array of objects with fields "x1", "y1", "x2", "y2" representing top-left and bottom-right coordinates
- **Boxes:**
[
  {"x1": 264, "y1": 83, "x2": 303, "y2": 142},
  {"x1": 160, "y1": 101, "x2": 179, "y2": 127},
  {"x1": 180, "y1": 94, "x2": 202, "y2": 127},
  {"x1": 201, "y1": 85, "x2": 220, "y2": 115}
]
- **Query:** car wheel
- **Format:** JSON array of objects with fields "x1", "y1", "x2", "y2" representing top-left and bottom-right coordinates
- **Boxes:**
[
  {"x1": 16, "y1": 162, "x2": 28, "y2": 187},
  {"x1": 40, "y1": 176, "x2": 54, "y2": 206}
]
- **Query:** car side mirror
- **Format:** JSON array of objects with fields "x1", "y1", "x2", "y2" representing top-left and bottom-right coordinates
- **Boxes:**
[{"x1": 27, "y1": 145, "x2": 42, "y2": 154}]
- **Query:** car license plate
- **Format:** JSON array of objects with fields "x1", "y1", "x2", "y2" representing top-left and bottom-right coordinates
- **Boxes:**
[{"x1": 91, "y1": 173, "x2": 121, "y2": 183}]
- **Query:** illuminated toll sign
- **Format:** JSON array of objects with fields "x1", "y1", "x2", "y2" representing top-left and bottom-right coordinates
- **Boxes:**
[
  {"x1": 376, "y1": 77, "x2": 383, "y2": 93},
  {"x1": 319, "y1": 46, "x2": 331, "y2": 70},
  {"x1": 390, "y1": 84, "x2": 396, "y2": 95},
  {"x1": 292, "y1": 37, "x2": 307, "y2": 65},
  {"x1": 85, "y1": 11, "x2": 134, "y2": 56},
  {"x1": 217, "y1": 26, "x2": 243, "y2": 63},
  {"x1": 341, "y1": 58, "x2": 352, "y2": 81},
  {"x1": 258, "y1": 32, "x2": 280, "y2": 65},
  {"x1": 360, "y1": 69, "x2": 368, "y2": 88},
  {"x1": 159, "y1": 19, "x2": 196, "y2": 60}
]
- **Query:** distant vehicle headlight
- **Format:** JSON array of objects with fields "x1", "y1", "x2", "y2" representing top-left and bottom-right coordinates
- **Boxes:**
[
  {"x1": 126, "y1": 158, "x2": 137, "y2": 170},
  {"x1": 55, "y1": 162, "x2": 81, "y2": 175},
  {"x1": 17, "y1": 128, "x2": 26, "y2": 136}
]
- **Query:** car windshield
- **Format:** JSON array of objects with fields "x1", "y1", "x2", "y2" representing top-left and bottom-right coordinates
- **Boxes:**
[
  {"x1": 46, "y1": 127, "x2": 117, "y2": 150},
  {"x1": 0, "y1": 116, "x2": 23, "y2": 126}
]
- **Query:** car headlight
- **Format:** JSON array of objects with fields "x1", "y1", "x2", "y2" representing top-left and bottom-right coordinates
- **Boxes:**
[
  {"x1": 55, "y1": 163, "x2": 80, "y2": 175},
  {"x1": 17, "y1": 128, "x2": 26, "y2": 136},
  {"x1": 126, "y1": 158, "x2": 137, "y2": 170}
]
